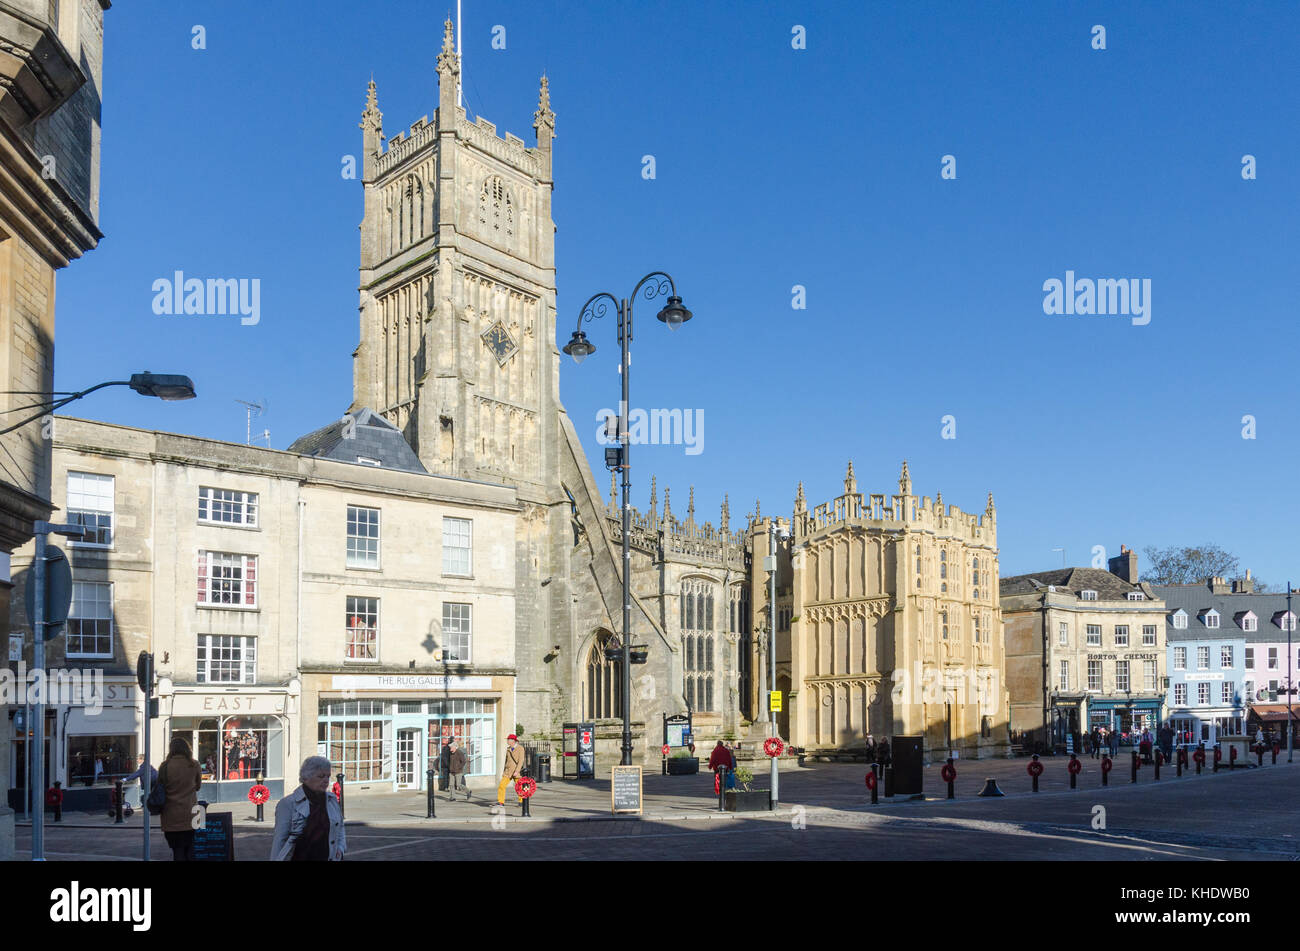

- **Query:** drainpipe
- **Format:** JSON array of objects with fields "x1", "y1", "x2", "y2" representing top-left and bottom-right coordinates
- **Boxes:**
[{"x1": 297, "y1": 497, "x2": 305, "y2": 674}]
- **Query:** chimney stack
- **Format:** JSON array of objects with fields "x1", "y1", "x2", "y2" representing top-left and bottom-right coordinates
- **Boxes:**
[
  {"x1": 1107, "y1": 544, "x2": 1139, "y2": 584},
  {"x1": 1209, "y1": 576, "x2": 1229, "y2": 595},
  {"x1": 1231, "y1": 570, "x2": 1255, "y2": 595}
]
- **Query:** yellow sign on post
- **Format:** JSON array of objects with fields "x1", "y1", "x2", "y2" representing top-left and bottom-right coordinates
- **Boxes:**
[{"x1": 769, "y1": 690, "x2": 783, "y2": 712}]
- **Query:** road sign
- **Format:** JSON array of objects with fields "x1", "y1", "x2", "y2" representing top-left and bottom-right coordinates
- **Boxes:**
[
  {"x1": 25, "y1": 544, "x2": 71, "y2": 640},
  {"x1": 769, "y1": 690, "x2": 783, "y2": 712}
]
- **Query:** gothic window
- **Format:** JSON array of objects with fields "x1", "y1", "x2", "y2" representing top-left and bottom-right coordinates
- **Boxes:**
[
  {"x1": 941, "y1": 610, "x2": 949, "y2": 640},
  {"x1": 479, "y1": 176, "x2": 514, "y2": 242},
  {"x1": 682, "y1": 579, "x2": 717, "y2": 712},
  {"x1": 940, "y1": 550, "x2": 947, "y2": 579},
  {"x1": 971, "y1": 556, "x2": 980, "y2": 587},
  {"x1": 585, "y1": 632, "x2": 621, "y2": 720}
]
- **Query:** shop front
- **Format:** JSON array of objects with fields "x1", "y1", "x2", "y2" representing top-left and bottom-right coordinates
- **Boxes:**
[
  {"x1": 1086, "y1": 696, "x2": 1164, "y2": 747},
  {"x1": 313, "y1": 674, "x2": 508, "y2": 792},
  {"x1": 6, "y1": 677, "x2": 141, "y2": 812},
  {"x1": 161, "y1": 684, "x2": 296, "y2": 804}
]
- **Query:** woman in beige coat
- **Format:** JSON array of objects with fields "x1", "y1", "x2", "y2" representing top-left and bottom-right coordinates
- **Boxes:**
[{"x1": 159, "y1": 736, "x2": 203, "y2": 861}]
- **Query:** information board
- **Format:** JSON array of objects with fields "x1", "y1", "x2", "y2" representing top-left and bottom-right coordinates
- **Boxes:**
[
  {"x1": 610, "y1": 765, "x2": 642, "y2": 815},
  {"x1": 666, "y1": 723, "x2": 686, "y2": 747},
  {"x1": 192, "y1": 810, "x2": 234, "y2": 862}
]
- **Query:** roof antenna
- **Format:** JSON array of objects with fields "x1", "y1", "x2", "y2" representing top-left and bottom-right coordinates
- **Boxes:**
[{"x1": 235, "y1": 399, "x2": 265, "y2": 446}]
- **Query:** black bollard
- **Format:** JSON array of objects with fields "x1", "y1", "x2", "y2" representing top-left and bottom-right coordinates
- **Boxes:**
[
  {"x1": 1196, "y1": 746, "x2": 1204, "y2": 774},
  {"x1": 884, "y1": 766, "x2": 895, "y2": 798},
  {"x1": 1101, "y1": 755, "x2": 1111, "y2": 786},
  {"x1": 113, "y1": 780, "x2": 125, "y2": 823},
  {"x1": 1176, "y1": 749, "x2": 1184, "y2": 777},
  {"x1": 1068, "y1": 754, "x2": 1078, "y2": 789},
  {"x1": 51, "y1": 781, "x2": 62, "y2": 823},
  {"x1": 946, "y1": 758, "x2": 955, "y2": 799},
  {"x1": 426, "y1": 768, "x2": 436, "y2": 818},
  {"x1": 1029, "y1": 754, "x2": 1041, "y2": 793},
  {"x1": 1154, "y1": 751, "x2": 1161, "y2": 780},
  {"x1": 1273, "y1": 744, "x2": 1280, "y2": 765},
  {"x1": 255, "y1": 773, "x2": 265, "y2": 822},
  {"x1": 870, "y1": 764, "x2": 879, "y2": 805},
  {"x1": 1256, "y1": 745, "x2": 1264, "y2": 767},
  {"x1": 1130, "y1": 750, "x2": 1138, "y2": 784},
  {"x1": 521, "y1": 789, "x2": 530, "y2": 817},
  {"x1": 716, "y1": 766, "x2": 727, "y2": 812},
  {"x1": 335, "y1": 772, "x2": 345, "y2": 818}
]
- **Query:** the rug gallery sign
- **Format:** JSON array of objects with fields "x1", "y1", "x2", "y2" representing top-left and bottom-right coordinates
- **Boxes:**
[{"x1": 329, "y1": 674, "x2": 493, "y2": 692}]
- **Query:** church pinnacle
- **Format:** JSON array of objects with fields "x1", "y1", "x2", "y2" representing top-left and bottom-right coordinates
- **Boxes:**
[
  {"x1": 899, "y1": 459, "x2": 912, "y2": 496},
  {"x1": 437, "y1": 18, "x2": 459, "y2": 78},
  {"x1": 360, "y1": 77, "x2": 383, "y2": 138},
  {"x1": 795, "y1": 481, "x2": 806, "y2": 513},
  {"x1": 533, "y1": 74, "x2": 555, "y2": 144},
  {"x1": 844, "y1": 460, "x2": 857, "y2": 496}
]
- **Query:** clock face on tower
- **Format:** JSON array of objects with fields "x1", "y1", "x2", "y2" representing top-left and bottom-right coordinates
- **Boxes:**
[{"x1": 482, "y1": 322, "x2": 518, "y2": 366}]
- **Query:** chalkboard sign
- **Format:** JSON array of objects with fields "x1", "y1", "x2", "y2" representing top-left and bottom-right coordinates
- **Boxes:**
[
  {"x1": 610, "y1": 765, "x2": 642, "y2": 815},
  {"x1": 192, "y1": 810, "x2": 234, "y2": 862}
]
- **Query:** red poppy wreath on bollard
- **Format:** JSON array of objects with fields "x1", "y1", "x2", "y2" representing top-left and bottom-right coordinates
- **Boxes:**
[
  {"x1": 46, "y1": 788, "x2": 63, "y2": 806},
  {"x1": 515, "y1": 777, "x2": 537, "y2": 799},
  {"x1": 764, "y1": 737, "x2": 785, "y2": 757},
  {"x1": 1027, "y1": 760, "x2": 1044, "y2": 778},
  {"x1": 940, "y1": 763, "x2": 956, "y2": 783},
  {"x1": 661, "y1": 744, "x2": 670, "y2": 756},
  {"x1": 1193, "y1": 749, "x2": 1205, "y2": 765},
  {"x1": 1101, "y1": 756, "x2": 1113, "y2": 773},
  {"x1": 1068, "y1": 758, "x2": 1082, "y2": 775},
  {"x1": 865, "y1": 770, "x2": 877, "y2": 791},
  {"x1": 248, "y1": 784, "x2": 271, "y2": 805}
]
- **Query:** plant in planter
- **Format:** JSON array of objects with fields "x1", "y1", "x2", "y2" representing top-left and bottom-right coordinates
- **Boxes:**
[
  {"x1": 732, "y1": 765, "x2": 754, "y2": 791},
  {"x1": 724, "y1": 766, "x2": 769, "y2": 812},
  {"x1": 666, "y1": 749, "x2": 699, "y2": 775},
  {"x1": 629, "y1": 644, "x2": 649, "y2": 664}
]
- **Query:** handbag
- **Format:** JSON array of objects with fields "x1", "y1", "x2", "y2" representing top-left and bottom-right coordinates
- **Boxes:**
[{"x1": 146, "y1": 762, "x2": 167, "y2": 816}]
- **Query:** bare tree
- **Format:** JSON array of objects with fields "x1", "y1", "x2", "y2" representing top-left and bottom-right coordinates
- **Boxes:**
[{"x1": 1141, "y1": 544, "x2": 1269, "y2": 590}]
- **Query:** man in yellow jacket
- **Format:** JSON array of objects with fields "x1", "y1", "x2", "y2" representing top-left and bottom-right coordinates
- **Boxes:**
[{"x1": 496, "y1": 733, "x2": 525, "y2": 805}]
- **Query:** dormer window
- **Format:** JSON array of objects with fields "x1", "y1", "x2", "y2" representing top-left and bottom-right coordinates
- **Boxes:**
[
  {"x1": 1171, "y1": 609, "x2": 1188, "y2": 630},
  {"x1": 1200, "y1": 609, "x2": 1220, "y2": 629},
  {"x1": 1080, "y1": 590, "x2": 1098, "y2": 601},
  {"x1": 1127, "y1": 592, "x2": 1146, "y2": 601},
  {"x1": 1237, "y1": 611, "x2": 1257, "y2": 632},
  {"x1": 1273, "y1": 611, "x2": 1297, "y2": 632}
]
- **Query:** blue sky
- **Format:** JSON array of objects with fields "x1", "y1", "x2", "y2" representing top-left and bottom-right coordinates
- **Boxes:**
[{"x1": 55, "y1": 0, "x2": 1299, "y2": 583}]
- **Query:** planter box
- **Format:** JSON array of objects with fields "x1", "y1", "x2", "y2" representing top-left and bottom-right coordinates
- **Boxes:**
[
  {"x1": 666, "y1": 757, "x2": 699, "y2": 775},
  {"x1": 724, "y1": 789, "x2": 771, "y2": 812}
]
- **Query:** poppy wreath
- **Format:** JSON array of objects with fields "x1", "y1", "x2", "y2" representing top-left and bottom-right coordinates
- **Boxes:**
[
  {"x1": 1027, "y1": 760, "x2": 1044, "y2": 778},
  {"x1": 1213, "y1": 747, "x2": 1222, "y2": 763},
  {"x1": 1067, "y1": 758, "x2": 1082, "y2": 775},
  {"x1": 661, "y1": 744, "x2": 670, "y2": 757},
  {"x1": 515, "y1": 776, "x2": 537, "y2": 799},
  {"x1": 248, "y1": 784, "x2": 271, "y2": 805},
  {"x1": 763, "y1": 737, "x2": 785, "y2": 757},
  {"x1": 864, "y1": 770, "x2": 878, "y2": 791},
  {"x1": 45, "y1": 788, "x2": 63, "y2": 806},
  {"x1": 1101, "y1": 756, "x2": 1113, "y2": 773},
  {"x1": 1193, "y1": 749, "x2": 1206, "y2": 765},
  {"x1": 332, "y1": 781, "x2": 342, "y2": 799},
  {"x1": 940, "y1": 763, "x2": 956, "y2": 783}
]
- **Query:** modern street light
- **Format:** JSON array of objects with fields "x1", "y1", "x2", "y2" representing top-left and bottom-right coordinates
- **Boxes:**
[
  {"x1": 1, "y1": 371, "x2": 197, "y2": 436},
  {"x1": 13, "y1": 371, "x2": 196, "y2": 861},
  {"x1": 563, "y1": 272, "x2": 691, "y2": 766}
]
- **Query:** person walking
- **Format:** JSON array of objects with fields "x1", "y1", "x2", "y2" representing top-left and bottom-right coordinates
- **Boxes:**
[
  {"x1": 159, "y1": 737, "x2": 203, "y2": 861},
  {"x1": 271, "y1": 755, "x2": 347, "y2": 861},
  {"x1": 877, "y1": 737, "x2": 892, "y2": 767},
  {"x1": 864, "y1": 733, "x2": 876, "y2": 763},
  {"x1": 1108, "y1": 727, "x2": 1119, "y2": 757},
  {"x1": 448, "y1": 740, "x2": 468, "y2": 800},
  {"x1": 121, "y1": 753, "x2": 158, "y2": 810},
  {"x1": 496, "y1": 734, "x2": 525, "y2": 806}
]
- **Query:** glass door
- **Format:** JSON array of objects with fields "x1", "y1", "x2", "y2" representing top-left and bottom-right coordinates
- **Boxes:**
[{"x1": 395, "y1": 729, "x2": 420, "y2": 789}]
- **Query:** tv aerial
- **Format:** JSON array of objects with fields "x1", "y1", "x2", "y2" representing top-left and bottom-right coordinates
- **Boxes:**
[{"x1": 235, "y1": 399, "x2": 267, "y2": 445}]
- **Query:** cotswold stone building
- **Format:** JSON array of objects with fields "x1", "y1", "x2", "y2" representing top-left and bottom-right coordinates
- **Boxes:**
[
  {"x1": 786, "y1": 462, "x2": 1009, "y2": 759},
  {"x1": 0, "y1": 0, "x2": 108, "y2": 860},
  {"x1": 7, "y1": 413, "x2": 518, "y2": 804},
  {"x1": 1001, "y1": 548, "x2": 1167, "y2": 752}
]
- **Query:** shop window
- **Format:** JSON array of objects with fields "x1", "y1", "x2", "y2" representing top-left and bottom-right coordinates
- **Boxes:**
[{"x1": 67, "y1": 734, "x2": 135, "y2": 787}]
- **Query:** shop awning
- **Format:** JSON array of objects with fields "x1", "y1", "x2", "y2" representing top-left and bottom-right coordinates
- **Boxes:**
[{"x1": 1249, "y1": 704, "x2": 1298, "y2": 722}]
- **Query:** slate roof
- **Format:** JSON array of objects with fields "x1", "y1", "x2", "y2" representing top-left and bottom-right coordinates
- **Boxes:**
[
  {"x1": 1151, "y1": 584, "x2": 1296, "y2": 644},
  {"x1": 999, "y1": 567, "x2": 1145, "y2": 601},
  {"x1": 287, "y1": 408, "x2": 427, "y2": 474}
]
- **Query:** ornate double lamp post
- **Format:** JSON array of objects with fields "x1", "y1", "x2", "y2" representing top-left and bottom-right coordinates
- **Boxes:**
[{"x1": 562, "y1": 272, "x2": 691, "y2": 765}]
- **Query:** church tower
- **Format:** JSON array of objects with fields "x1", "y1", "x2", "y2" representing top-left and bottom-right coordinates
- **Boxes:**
[{"x1": 353, "y1": 25, "x2": 674, "y2": 759}]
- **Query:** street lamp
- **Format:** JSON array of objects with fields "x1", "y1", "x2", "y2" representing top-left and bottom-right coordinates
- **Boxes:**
[
  {"x1": 1288, "y1": 583, "x2": 1294, "y2": 763},
  {"x1": 13, "y1": 371, "x2": 195, "y2": 862},
  {"x1": 563, "y1": 272, "x2": 691, "y2": 766},
  {"x1": 767, "y1": 523, "x2": 790, "y2": 807},
  {"x1": 1, "y1": 371, "x2": 197, "y2": 436}
]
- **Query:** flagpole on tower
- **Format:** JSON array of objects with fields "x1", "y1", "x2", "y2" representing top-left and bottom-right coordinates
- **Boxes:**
[{"x1": 456, "y1": 0, "x2": 463, "y2": 109}]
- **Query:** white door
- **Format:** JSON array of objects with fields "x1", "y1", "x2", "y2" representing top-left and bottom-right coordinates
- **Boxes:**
[{"x1": 395, "y1": 729, "x2": 420, "y2": 789}]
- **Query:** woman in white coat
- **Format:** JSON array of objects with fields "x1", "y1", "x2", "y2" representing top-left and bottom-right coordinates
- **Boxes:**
[{"x1": 271, "y1": 755, "x2": 346, "y2": 861}]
